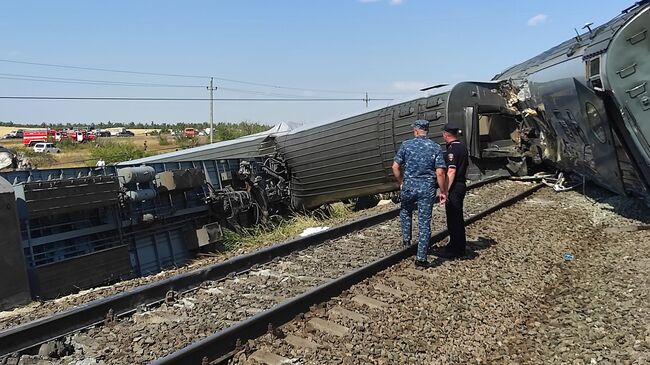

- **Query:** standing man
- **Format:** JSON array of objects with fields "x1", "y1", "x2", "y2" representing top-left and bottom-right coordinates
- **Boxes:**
[
  {"x1": 392, "y1": 119, "x2": 448, "y2": 268},
  {"x1": 437, "y1": 123, "x2": 469, "y2": 259}
]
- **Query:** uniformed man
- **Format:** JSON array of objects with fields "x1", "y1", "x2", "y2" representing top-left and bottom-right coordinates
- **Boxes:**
[
  {"x1": 392, "y1": 119, "x2": 448, "y2": 268},
  {"x1": 436, "y1": 123, "x2": 469, "y2": 259}
]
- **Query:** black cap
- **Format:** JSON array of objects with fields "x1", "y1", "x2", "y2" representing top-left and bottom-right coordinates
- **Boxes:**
[{"x1": 443, "y1": 123, "x2": 461, "y2": 133}]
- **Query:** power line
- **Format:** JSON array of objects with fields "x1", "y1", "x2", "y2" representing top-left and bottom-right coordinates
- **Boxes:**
[
  {"x1": 0, "y1": 58, "x2": 411, "y2": 96},
  {"x1": 0, "y1": 73, "x2": 331, "y2": 98},
  {"x1": 0, "y1": 96, "x2": 394, "y2": 102},
  {"x1": 0, "y1": 74, "x2": 203, "y2": 88}
]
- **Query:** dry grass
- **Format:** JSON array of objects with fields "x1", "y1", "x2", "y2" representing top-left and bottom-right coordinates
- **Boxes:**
[{"x1": 223, "y1": 203, "x2": 353, "y2": 250}]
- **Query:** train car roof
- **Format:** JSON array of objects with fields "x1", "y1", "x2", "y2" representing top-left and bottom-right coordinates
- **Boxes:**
[
  {"x1": 493, "y1": 1, "x2": 648, "y2": 81},
  {"x1": 119, "y1": 122, "x2": 295, "y2": 164}
]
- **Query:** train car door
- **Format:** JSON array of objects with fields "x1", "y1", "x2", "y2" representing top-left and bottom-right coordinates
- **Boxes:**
[
  {"x1": 541, "y1": 78, "x2": 625, "y2": 194},
  {"x1": 574, "y1": 80, "x2": 626, "y2": 194}
]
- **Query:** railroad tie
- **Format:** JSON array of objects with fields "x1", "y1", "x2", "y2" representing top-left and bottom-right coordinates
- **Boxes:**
[
  {"x1": 284, "y1": 334, "x2": 319, "y2": 349},
  {"x1": 351, "y1": 294, "x2": 388, "y2": 309},
  {"x1": 249, "y1": 349, "x2": 294, "y2": 365},
  {"x1": 373, "y1": 283, "x2": 406, "y2": 298},
  {"x1": 389, "y1": 276, "x2": 419, "y2": 289},
  {"x1": 328, "y1": 305, "x2": 369, "y2": 323},
  {"x1": 306, "y1": 317, "x2": 350, "y2": 337}
]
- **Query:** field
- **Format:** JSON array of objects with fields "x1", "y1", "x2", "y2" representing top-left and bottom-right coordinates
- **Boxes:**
[{"x1": 0, "y1": 128, "x2": 210, "y2": 168}]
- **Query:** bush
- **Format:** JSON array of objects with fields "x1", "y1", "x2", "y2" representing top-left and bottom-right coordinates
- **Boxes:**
[
  {"x1": 158, "y1": 135, "x2": 170, "y2": 146},
  {"x1": 16, "y1": 147, "x2": 57, "y2": 168},
  {"x1": 90, "y1": 141, "x2": 149, "y2": 164},
  {"x1": 175, "y1": 135, "x2": 200, "y2": 148},
  {"x1": 56, "y1": 139, "x2": 86, "y2": 152}
]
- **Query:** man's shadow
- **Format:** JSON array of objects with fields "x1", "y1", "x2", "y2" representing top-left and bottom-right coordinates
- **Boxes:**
[
  {"x1": 428, "y1": 236, "x2": 497, "y2": 262},
  {"x1": 467, "y1": 236, "x2": 497, "y2": 252}
]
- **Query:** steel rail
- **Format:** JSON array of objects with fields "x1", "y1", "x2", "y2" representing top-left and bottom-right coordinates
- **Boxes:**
[
  {"x1": 0, "y1": 176, "x2": 503, "y2": 356},
  {"x1": 151, "y1": 182, "x2": 543, "y2": 365}
]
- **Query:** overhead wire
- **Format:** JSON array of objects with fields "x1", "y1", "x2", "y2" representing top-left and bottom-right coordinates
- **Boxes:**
[
  {"x1": 0, "y1": 74, "x2": 339, "y2": 98},
  {"x1": 0, "y1": 96, "x2": 394, "y2": 101},
  {"x1": 0, "y1": 58, "x2": 412, "y2": 96}
]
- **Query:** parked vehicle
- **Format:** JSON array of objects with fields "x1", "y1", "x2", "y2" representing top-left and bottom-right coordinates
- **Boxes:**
[
  {"x1": 23, "y1": 130, "x2": 56, "y2": 146},
  {"x1": 105, "y1": 127, "x2": 134, "y2": 137},
  {"x1": 115, "y1": 130, "x2": 135, "y2": 137},
  {"x1": 33, "y1": 142, "x2": 60, "y2": 154},
  {"x1": 5, "y1": 130, "x2": 24, "y2": 139},
  {"x1": 183, "y1": 128, "x2": 197, "y2": 138}
]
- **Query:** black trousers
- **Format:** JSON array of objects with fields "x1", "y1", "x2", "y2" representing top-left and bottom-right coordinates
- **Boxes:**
[{"x1": 445, "y1": 182, "x2": 467, "y2": 254}]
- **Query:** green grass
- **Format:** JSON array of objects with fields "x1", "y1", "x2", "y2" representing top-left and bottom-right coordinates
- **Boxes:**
[
  {"x1": 221, "y1": 203, "x2": 353, "y2": 251},
  {"x1": 89, "y1": 141, "x2": 150, "y2": 164}
]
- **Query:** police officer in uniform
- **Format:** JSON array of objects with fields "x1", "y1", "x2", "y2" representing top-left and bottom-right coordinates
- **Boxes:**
[
  {"x1": 392, "y1": 120, "x2": 448, "y2": 267},
  {"x1": 436, "y1": 123, "x2": 469, "y2": 259}
]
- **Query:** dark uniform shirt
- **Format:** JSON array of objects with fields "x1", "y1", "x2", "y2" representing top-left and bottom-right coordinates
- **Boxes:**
[
  {"x1": 394, "y1": 136, "x2": 446, "y2": 187},
  {"x1": 445, "y1": 140, "x2": 468, "y2": 184}
]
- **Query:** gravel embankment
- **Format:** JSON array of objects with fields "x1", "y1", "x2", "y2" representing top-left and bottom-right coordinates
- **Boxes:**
[
  {"x1": 229, "y1": 187, "x2": 650, "y2": 365},
  {"x1": 7, "y1": 180, "x2": 533, "y2": 365}
]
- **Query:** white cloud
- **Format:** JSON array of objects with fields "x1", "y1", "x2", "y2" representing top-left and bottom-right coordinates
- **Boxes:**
[
  {"x1": 392, "y1": 80, "x2": 427, "y2": 92},
  {"x1": 390, "y1": 0, "x2": 404, "y2": 5},
  {"x1": 527, "y1": 14, "x2": 547, "y2": 26}
]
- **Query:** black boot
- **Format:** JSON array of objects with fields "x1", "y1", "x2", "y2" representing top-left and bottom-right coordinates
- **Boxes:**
[{"x1": 415, "y1": 259, "x2": 431, "y2": 268}]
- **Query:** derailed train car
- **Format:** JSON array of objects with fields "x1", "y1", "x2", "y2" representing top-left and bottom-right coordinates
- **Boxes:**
[
  {"x1": 491, "y1": 0, "x2": 650, "y2": 199},
  {"x1": 127, "y1": 2, "x2": 650, "y2": 210},
  {"x1": 0, "y1": 158, "x2": 289, "y2": 309},
  {"x1": 277, "y1": 0, "x2": 650, "y2": 207}
]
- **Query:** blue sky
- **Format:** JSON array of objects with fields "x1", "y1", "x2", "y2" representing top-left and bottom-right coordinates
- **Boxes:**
[{"x1": 0, "y1": 0, "x2": 631, "y2": 126}]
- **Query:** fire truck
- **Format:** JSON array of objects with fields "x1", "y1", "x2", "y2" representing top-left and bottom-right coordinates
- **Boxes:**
[
  {"x1": 183, "y1": 128, "x2": 197, "y2": 138},
  {"x1": 23, "y1": 129, "x2": 97, "y2": 146},
  {"x1": 23, "y1": 130, "x2": 56, "y2": 146}
]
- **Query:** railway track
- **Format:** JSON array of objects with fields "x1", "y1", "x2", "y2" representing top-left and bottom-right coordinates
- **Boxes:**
[
  {"x1": 214, "y1": 186, "x2": 650, "y2": 365},
  {"x1": 0, "y1": 178, "x2": 535, "y2": 364},
  {"x1": 151, "y1": 182, "x2": 543, "y2": 365}
]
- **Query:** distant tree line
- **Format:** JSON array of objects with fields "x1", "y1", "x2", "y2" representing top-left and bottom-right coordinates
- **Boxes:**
[
  {"x1": 0, "y1": 120, "x2": 271, "y2": 144},
  {"x1": 0, "y1": 120, "x2": 272, "y2": 134}
]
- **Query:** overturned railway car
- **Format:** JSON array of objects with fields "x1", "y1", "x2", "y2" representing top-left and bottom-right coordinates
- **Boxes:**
[
  {"x1": 492, "y1": 0, "x2": 650, "y2": 199},
  {"x1": 0, "y1": 158, "x2": 290, "y2": 308}
]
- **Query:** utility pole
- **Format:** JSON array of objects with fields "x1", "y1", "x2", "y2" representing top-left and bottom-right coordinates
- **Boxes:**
[{"x1": 207, "y1": 77, "x2": 217, "y2": 143}]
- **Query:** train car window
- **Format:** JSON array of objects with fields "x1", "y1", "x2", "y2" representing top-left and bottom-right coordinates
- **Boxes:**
[
  {"x1": 585, "y1": 102, "x2": 607, "y2": 143},
  {"x1": 589, "y1": 58, "x2": 600, "y2": 78},
  {"x1": 587, "y1": 57, "x2": 603, "y2": 89}
]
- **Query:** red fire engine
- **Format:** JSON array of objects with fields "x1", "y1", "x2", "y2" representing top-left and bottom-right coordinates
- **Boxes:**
[
  {"x1": 23, "y1": 130, "x2": 56, "y2": 146},
  {"x1": 23, "y1": 129, "x2": 97, "y2": 146}
]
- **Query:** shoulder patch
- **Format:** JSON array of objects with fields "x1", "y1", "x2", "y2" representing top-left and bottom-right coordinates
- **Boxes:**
[{"x1": 447, "y1": 153, "x2": 454, "y2": 161}]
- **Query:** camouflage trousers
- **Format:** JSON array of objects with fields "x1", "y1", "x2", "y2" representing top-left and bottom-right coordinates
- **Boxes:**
[{"x1": 400, "y1": 181, "x2": 434, "y2": 262}]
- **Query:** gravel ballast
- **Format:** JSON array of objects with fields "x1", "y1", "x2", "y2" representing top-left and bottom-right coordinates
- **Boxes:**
[{"x1": 228, "y1": 187, "x2": 650, "y2": 365}]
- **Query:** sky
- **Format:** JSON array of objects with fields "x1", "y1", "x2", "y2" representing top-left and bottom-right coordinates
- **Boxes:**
[{"x1": 0, "y1": 0, "x2": 633, "y2": 126}]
